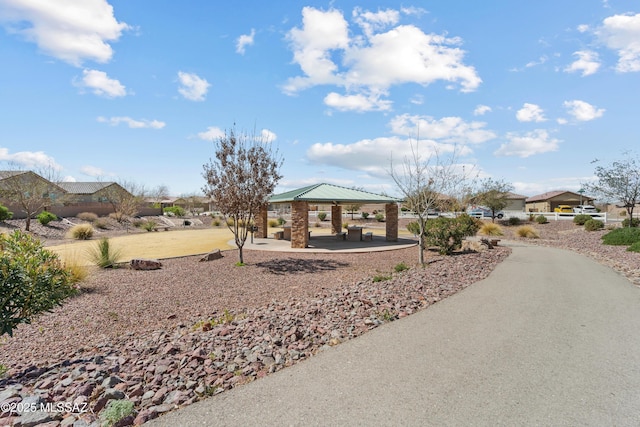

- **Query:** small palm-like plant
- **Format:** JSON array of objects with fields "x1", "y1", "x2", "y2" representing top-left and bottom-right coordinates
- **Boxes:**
[{"x1": 88, "y1": 238, "x2": 122, "y2": 268}]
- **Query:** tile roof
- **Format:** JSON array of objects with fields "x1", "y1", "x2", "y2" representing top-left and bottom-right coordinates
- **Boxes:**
[{"x1": 57, "y1": 182, "x2": 116, "y2": 194}]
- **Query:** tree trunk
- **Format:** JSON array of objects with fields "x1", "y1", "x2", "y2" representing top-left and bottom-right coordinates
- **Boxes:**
[
  {"x1": 238, "y1": 245, "x2": 244, "y2": 265},
  {"x1": 25, "y1": 216, "x2": 31, "y2": 232},
  {"x1": 418, "y1": 234, "x2": 425, "y2": 266}
]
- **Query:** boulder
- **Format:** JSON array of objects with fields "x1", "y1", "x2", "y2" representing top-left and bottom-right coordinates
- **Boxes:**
[
  {"x1": 130, "y1": 259, "x2": 163, "y2": 270},
  {"x1": 199, "y1": 249, "x2": 223, "y2": 262}
]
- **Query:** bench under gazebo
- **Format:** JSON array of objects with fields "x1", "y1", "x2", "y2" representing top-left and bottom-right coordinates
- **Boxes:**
[{"x1": 255, "y1": 183, "x2": 400, "y2": 249}]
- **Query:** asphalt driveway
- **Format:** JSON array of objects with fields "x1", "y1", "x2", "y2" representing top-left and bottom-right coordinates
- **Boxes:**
[{"x1": 148, "y1": 242, "x2": 640, "y2": 426}]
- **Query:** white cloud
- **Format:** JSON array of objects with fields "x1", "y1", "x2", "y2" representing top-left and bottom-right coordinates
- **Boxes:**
[
  {"x1": 97, "y1": 116, "x2": 165, "y2": 129},
  {"x1": 62, "y1": 175, "x2": 76, "y2": 182},
  {"x1": 0, "y1": 0, "x2": 129, "y2": 66},
  {"x1": 564, "y1": 50, "x2": 601, "y2": 76},
  {"x1": 389, "y1": 114, "x2": 496, "y2": 144},
  {"x1": 516, "y1": 103, "x2": 546, "y2": 122},
  {"x1": 494, "y1": 130, "x2": 560, "y2": 158},
  {"x1": 563, "y1": 100, "x2": 605, "y2": 121},
  {"x1": 473, "y1": 105, "x2": 492, "y2": 116},
  {"x1": 236, "y1": 29, "x2": 256, "y2": 55},
  {"x1": 596, "y1": 13, "x2": 640, "y2": 72},
  {"x1": 283, "y1": 7, "x2": 480, "y2": 112},
  {"x1": 177, "y1": 71, "x2": 210, "y2": 101},
  {"x1": 409, "y1": 94, "x2": 424, "y2": 105},
  {"x1": 76, "y1": 69, "x2": 127, "y2": 98},
  {"x1": 525, "y1": 55, "x2": 548, "y2": 68},
  {"x1": 80, "y1": 165, "x2": 105, "y2": 177},
  {"x1": 260, "y1": 129, "x2": 277, "y2": 142},
  {"x1": 197, "y1": 126, "x2": 225, "y2": 141},
  {"x1": 324, "y1": 91, "x2": 392, "y2": 112},
  {"x1": 0, "y1": 148, "x2": 62, "y2": 170}
]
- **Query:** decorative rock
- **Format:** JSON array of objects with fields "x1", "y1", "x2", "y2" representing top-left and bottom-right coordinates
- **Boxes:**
[
  {"x1": 199, "y1": 249, "x2": 223, "y2": 262},
  {"x1": 130, "y1": 259, "x2": 163, "y2": 270}
]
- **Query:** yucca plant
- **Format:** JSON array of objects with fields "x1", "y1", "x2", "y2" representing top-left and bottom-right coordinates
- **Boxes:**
[{"x1": 88, "y1": 238, "x2": 122, "y2": 268}]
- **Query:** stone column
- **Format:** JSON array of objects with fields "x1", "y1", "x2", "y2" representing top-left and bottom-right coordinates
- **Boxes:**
[
  {"x1": 291, "y1": 201, "x2": 309, "y2": 248},
  {"x1": 385, "y1": 203, "x2": 398, "y2": 242},
  {"x1": 255, "y1": 204, "x2": 268, "y2": 238},
  {"x1": 331, "y1": 205, "x2": 342, "y2": 234}
]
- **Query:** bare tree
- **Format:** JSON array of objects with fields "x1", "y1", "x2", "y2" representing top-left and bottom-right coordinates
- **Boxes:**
[
  {"x1": 149, "y1": 184, "x2": 170, "y2": 207},
  {"x1": 100, "y1": 179, "x2": 147, "y2": 222},
  {"x1": 202, "y1": 126, "x2": 283, "y2": 264},
  {"x1": 389, "y1": 141, "x2": 474, "y2": 266},
  {"x1": 0, "y1": 164, "x2": 66, "y2": 231},
  {"x1": 584, "y1": 153, "x2": 640, "y2": 227},
  {"x1": 472, "y1": 178, "x2": 514, "y2": 223}
]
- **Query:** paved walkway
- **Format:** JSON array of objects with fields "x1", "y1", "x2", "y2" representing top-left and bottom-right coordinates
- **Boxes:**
[{"x1": 148, "y1": 242, "x2": 640, "y2": 426}]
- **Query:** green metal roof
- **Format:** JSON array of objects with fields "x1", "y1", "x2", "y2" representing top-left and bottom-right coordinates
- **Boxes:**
[{"x1": 269, "y1": 183, "x2": 398, "y2": 204}]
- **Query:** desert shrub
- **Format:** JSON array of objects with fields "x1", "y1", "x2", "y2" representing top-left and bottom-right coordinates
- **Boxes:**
[
  {"x1": 77, "y1": 212, "x2": 98, "y2": 222},
  {"x1": 573, "y1": 214, "x2": 592, "y2": 225},
  {"x1": 67, "y1": 224, "x2": 94, "y2": 240},
  {"x1": 37, "y1": 211, "x2": 57, "y2": 225},
  {"x1": 0, "y1": 204, "x2": 13, "y2": 221},
  {"x1": 601, "y1": 227, "x2": 640, "y2": 246},
  {"x1": 361, "y1": 212, "x2": 370, "y2": 219},
  {"x1": 212, "y1": 219, "x2": 221, "y2": 227},
  {"x1": 164, "y1": 206, "x2": 186, "y2": 217},
  {"x1": 372, "y1": 274, "x2": 391, "y2": 282},
  {"x1": 622, "y1": 217, "x2": 640, "y2": 228},
  {"x1": 0, "y1": 230, "x2": 76, "y2": 336},
  {"x1": 406, "y1": 221, "x2": 421, "y2": 235},
  {"x1": 64, "y1": 256, "x2": 89, "y2": 284},
  {"x1": 343, "y1": 223, "x2": 349, "y2": 229},
  {"x1": 142, "y1": 220, "x2": 157, "y2": 232},
  {"x1": 100, "y1": 399, "x2": 134, "y2": 427},
  {"x1": 535, "y1": 215, "x2": 548, "y2": 224},
  {"x1": 277, "y1": 217, "x2": 286, "y2": 226},
  {"x1": 226, "y1": 217, "x2": 235, "y2": 227},
  {"x1": 94, "y1": 218, "x2": 109, "y2": 230},
  {"x1": 131, "y1": 218, "x2": 144, "y2": 228},
  {"x1": 627, "y1": 241, "x2": 640, "y2": 253},
  {"x1": 584, "y1": 219, "x2": 604, "y2": 231},
  {"x1": 88, "y1": 238, "x2": 122, "y2": 268},
  {"x1": 314, "y1": 221, "x2": 322, "y2": 228},
  {"x1": 268, "y1": 219, "x2": 278, "y2": 227},
  {"x1": 317, "y1": 211, "x2": 327, "y2": 221},
  {"x1": 423, "y1": 214, "x2": 480, "y2": 255},
  {"x1": 516, "y1": 225, "x2": 540, "y2": 238},
  {"x1": 479, "y1": 222, "x2": 504, "y2": 236},
  {"x1": 394, "y1": 262, "x2": 409, "y2": 272},
  {"x1": 375, "y1": 213, "x2": 385, "y2": 222},
  {"x1": 507, "y1": 216, "x2": 522, "y2": 226}
]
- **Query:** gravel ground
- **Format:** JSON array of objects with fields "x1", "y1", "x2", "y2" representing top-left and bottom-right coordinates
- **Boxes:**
[{"x1": 1, "y1": 218, "x2": 639, "y2": 425}]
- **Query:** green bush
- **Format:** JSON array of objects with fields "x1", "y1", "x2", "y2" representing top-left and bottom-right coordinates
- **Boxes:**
[
  {"x1": 535, "y1": 215, "x2": 548, "y2": 224},
  {"x1": 0, "y1": 204, "x2": 13, "y2": 221},
  {"x1": 88, "y1": 238, "x2": 122, "y2": 268},
  {"x1": 507, "y1": 216, "x2": 521, "y2": 226},
  {"x1": 394, "y1": 262, "x2": 409, "y2": 272},
  {"x1": 77, "y1": 212, "x2": 98, "y2": 222},
  {"x1": 627, "y1": 241, "x2": 640, "y2": 253},
  {"x1": 0, "y1": 230, "x2": 76, "y2": 336},
  {"x1": 317, "y1": 212, "x2": 327, "y2": 221},
  {"x1": 423, "y1": 214, "x2": 480, "y2": 255},
  {"x1": 361, "y1": 212, "x2": 370, "y2": 219},
  {"x1": 375, "y1": 213, "x2": 385, "y2": 222},
  {"x1": 37, "y1": 211, "x2": 57, "y2": 225},
  {"x1": 573, "y1": 214, "x2": 592, "y2": 225},
  {"x1": 584, "y1": 219, "x2": 604, "y2": 231},
  {"x1": 164, "y1": 206, "x2": 186, "y2": 217},
  {"x1": 277, "y1": 217, "x2": 286, "y2": 226},
  {"x1": 100, "y1": 399, "x2": 134, "y2": 427},
  {"x1": 622, "y1": 217, "x2": 640, "y2": 228},
  {"x1": 67, "y1": 224, "x2": 94, "y2": 240},
  {"x1": 602, "y1": 227, "x2": 640, "y2": 246},
  {"x1": 142, "y1": 220, "x2": 157, "y2": 232}
]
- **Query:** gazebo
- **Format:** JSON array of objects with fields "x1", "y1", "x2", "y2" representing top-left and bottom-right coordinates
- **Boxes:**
[{"x1": 255, "y1": 183, "x2": 400, "y2": 249}]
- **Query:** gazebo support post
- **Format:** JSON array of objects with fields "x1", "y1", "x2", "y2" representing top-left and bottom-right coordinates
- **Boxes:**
[
  {"x1": 255, "y1": 204, "x2": 268, "y2": 238},
  {"x1": 385, "y1": 203, "x2": 398, "y2": 242},
  {"x1": 331, "y1": 205, "x2": 342, "y2": 234},
  {"x1": 291, "y1": 201, "x2": 309, "y2": 248}
]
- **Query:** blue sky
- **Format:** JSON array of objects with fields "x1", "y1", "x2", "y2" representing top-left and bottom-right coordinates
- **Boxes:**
[{"x1": 1, "y1": 0, "x2": 639, "y2": 198}]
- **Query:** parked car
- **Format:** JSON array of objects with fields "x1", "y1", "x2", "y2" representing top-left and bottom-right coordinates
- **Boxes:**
[
  {"x1": 554, "y1": 205, "x2": 573, "y2": 213},
  {"x1": 469, "y1": 207, "x2": 504, "y2": 219},
  {"x1": 573, "y1": 205, "x2": 597, "y2": 214}
]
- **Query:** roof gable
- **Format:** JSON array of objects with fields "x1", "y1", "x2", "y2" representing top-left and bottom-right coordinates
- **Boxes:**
[{"x1": 270, "y1": 183, "x2": 398, "y2": 204}]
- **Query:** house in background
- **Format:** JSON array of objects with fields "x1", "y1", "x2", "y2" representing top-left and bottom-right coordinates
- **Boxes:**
[
  {"x1": 0, "y1": 170, "x2": 66, "y2": 219},
  {"x1": 504, "y1": 192, "x2": 528, "y2": 211},
  {"x1": 525, "y1": 190, "x2": 595, "y2": 212}
]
